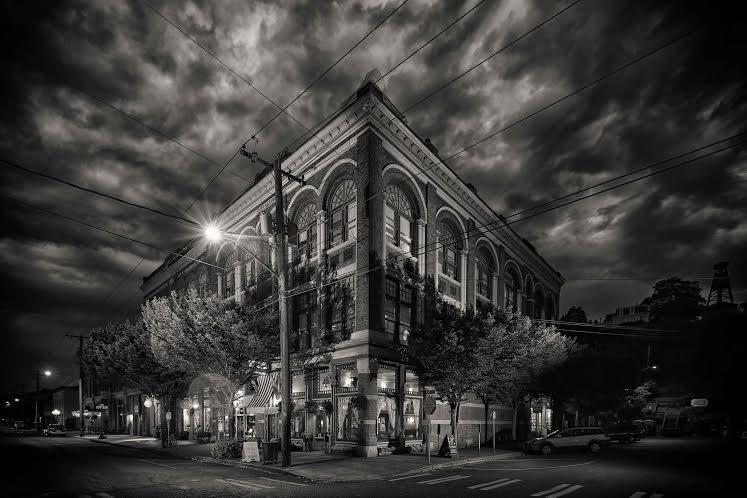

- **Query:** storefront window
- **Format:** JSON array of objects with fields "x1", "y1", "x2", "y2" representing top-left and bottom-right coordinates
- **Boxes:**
[{"x1": 337, "y1": 398, "x2": 360, "y2": 442}]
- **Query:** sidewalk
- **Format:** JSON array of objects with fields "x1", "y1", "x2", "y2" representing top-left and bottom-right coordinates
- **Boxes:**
[{"x1": 80, "y1": 435, "x2": 516, "y2": 482}]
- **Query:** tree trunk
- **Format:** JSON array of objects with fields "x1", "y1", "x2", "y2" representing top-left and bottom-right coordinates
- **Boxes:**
[
  {"x1": 482, "y1": 397, "x2": 489, "y2": 442},
  {"x1": 159, "y1": 395, "x2": 168, "y2": 447},
  {"x1": 511, "y1": 402, "x2": 519, "y2": 441},
  {"x1": 449, "y1": 402, "x2": 457, "y2": 436}
]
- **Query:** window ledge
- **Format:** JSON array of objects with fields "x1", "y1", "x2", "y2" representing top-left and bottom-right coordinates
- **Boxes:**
[
  {"x1": 386, "y1": 242, "x2": 417, "y2": 262},
  {"x1": 438, "y1": 273, "x2": 461, "y2": 287},
  {"x1": 326, "y1": 239, "x2": 355, "y2": 257}
]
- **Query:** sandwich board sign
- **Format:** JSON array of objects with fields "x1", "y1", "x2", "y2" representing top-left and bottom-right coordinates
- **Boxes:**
[{"x1": 242, "y1": 441, "x2": 260, "y2": 462}]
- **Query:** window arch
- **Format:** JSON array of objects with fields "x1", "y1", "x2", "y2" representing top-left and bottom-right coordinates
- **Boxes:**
[
  {"x1": 328, "y1": 179, "x2": 357, "y2": 247},
  {"x1": 476, "y1": 246, "x2": 495, "y2": 300},
  {"x1": 438, "y1": 222, "x2": 462, "y2": 280},
  {"x1": 294, "y1": 203, "x2": 317, "y2": 264},
  {"x1": 504, "y1": 264, "x2": 521, "y2": 312},
  {"x1": 384, "y1": 185, "x2": 414, "y2": 253}
]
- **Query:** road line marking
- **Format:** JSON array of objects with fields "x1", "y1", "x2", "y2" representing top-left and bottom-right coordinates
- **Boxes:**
[
  {"x1": 532, "y1": 483, "x2": 571, "y2": 496},
  {"x1": 216, "y1": 478, "x2": 264, "y2": 490},
  {"x1": 481, "y1": 478, "x2": 522, "y2": 490},
  {"x1": 225, "y1": 478, "x2": 274, "y2": 489},
  {"x1": 467, "y1": 478, "x2": 509, "y2": 489},
  {"x1": 630, "y1": 493, "x2": 646, "y2": 498},
  {"x1": 95, "y1": 494, "x2": 113, "y2": 498},
  {"x1": 135, "y1": 458, "x2": 179, "y2": 470},
  {"x1": 257, "y1": 476, "x2": 307, "y2": 486},
  {"x1": 547, "y1": 484, "x2": 583, "y2": 498},
  {"x1": 418, "y1": 475, "x2": 471, "y2": 484},
  {"x1": 651, "y1": 494, "x2": 663, "y2": 498},
  {"x1": 389, "y1": 473, "x2": 432, "y2": 481},
  {"x1": 472, "y1": 461, "x2": 597, "y2": 471}
]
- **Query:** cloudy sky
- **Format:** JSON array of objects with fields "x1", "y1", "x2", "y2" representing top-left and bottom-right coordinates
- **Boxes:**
[{"x1": 1, "y1": 0, "x2": 745, "y2": 392}]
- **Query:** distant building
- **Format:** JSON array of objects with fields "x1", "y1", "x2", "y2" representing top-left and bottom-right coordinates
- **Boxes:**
[{"x1": 604, "y1": 303, "x2": 650, "y2": 326}]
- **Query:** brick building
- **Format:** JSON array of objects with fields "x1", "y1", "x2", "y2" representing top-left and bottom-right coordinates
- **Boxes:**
[{"x1": 141, "y1": 80, "x2": 563, "y2": 456}]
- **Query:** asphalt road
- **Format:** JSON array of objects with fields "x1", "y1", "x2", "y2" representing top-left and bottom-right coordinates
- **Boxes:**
[{"x1": 2, "y1": 435, "x2": 738, "y2": 497}]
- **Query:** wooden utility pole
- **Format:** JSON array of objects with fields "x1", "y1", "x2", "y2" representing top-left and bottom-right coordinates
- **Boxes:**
[
  {"x1": 270, "y1": 152, "x2": 304, "y2": 467},
  {"x1": 66, "y1": 333, "x2": 88, "y2": 436}
]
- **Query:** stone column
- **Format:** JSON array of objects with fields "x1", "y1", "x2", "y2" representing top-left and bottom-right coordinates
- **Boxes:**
[
  {"x1": 460, "y1": 253, "x2": 468, "y2": 310},
  {"x1": 497, "y1": 245, "x2": 506, "y2": 308},
  {"x1": 356, "y1": 357, "x2": 380, "y2": 457},
  {"x1": 395, "y1": 364, "x2": 406, "y2": 444},
  {"x1": 234, "y1": 260, "x2": 242, "y2": 302},
  {"x1": 416, "y1": 219, "x2": 426, "y2": 275},
  {"x1": 216, "y1": 272, "x2": 224, "y2": 300},
  {"x1": 492, "y1": 274, "x2": 499, "y2": 307},
  {"x1": 317, "y1": 210, "x2": 326, "y2": 256}
]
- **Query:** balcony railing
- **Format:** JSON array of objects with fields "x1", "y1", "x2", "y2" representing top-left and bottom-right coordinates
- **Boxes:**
[
  {"x1": 291, "y1": 391, "x2": 306, "y2": 398},
  {"x1": 337, "y1": 386, "x2": 357, "y2": 394},
  {"x1": 377, "y1": 387, "x2": 396, "y2": 395}
]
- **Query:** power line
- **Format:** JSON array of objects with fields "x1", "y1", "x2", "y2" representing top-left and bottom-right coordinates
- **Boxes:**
[
  {"x1": 10, "y1": 197, "x2": 226, "y2": 272},
  {"x1": 140, "y1": 0, "x2": 310, "y2": 133},
  {"x1": 250, "y1": 0, "x2": 411, "y2": 139},
  {"x1": 1, "y1": 157, "x2": 201, "y2": 227},
  {"x1": 70, "y1": 87, "x2": 253, "y2": 183}
]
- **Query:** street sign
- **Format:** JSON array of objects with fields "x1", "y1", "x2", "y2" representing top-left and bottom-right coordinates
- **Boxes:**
[
  {"x1": 691, "y1": 398, "x2": 709, "y2": 408},
  {"x1": 165, "y1": 411, "x2": 172, "y2": 421},
  {"x1": 424, "y1": 395, "x2": 437, "y2": 415}
]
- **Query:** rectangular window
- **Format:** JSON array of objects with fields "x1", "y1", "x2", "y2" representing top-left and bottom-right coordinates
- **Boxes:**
[
  {"x1": 477, "y1": 267, "x2": 491, "y2": 299},
  {"x1": 224, "y1": 269, "x2": 235, "y2": 298},
  {"x1": 294, "y1": 290, "x2": 317, "y2": 351},
  {"x1": 385, "y1": 277, "x2": 415, "y2": 344},
  {"x1": 330, "y1": 209, "x2": 344, "y2": 245},
  {"x1": 328, "y1": 277, "x2": 355, "y2": 340},
  {"x1": 385, "y1": 277, "x2": 397, "y2": 335},
  {"x1": 347, "y1": 203, "x2": 356, "y2": 241},
  {"x1": 399, "y1": 217, "x2": 412, "y2": 253},
  {"x1": 385, "y1": 205, "x2": 396, "y2": 245},
  {"x1": 244, "y1": 259, "x2": 255, "y2": 288},
  {"x1": 442, "y1": 247, "x2": 458, "y2": 279}
]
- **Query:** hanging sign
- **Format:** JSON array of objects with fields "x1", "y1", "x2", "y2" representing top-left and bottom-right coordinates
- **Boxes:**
[
  {"x1": 242, "y1": 441, "x2": 261, "y2": 462},
  {"x1": 691, "y1": 398, "x2": 709, "y2": 408},
  {"x1": 165, "y1": 411, "x2": 172, "y2": 421}
]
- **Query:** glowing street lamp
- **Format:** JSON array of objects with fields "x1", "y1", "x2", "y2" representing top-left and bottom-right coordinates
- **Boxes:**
[{"x1": 204, "y1": 225, "x2": 222, "y2": 243}]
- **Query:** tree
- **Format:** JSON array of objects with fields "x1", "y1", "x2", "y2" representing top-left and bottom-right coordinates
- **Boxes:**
[
  {"x1": 142, "y1": 289, "x2": 279, "y2": 439},
  {"x1": 479, "y1": 310, "x2": 579, "y2": 440},
  {"x1": 82, "y1": 319, "x2": 188, "y2": 445},
  {"x1": 649, "y1": 277, "x2": 704, "y2": 328},
  {"x1": 561, "y1": 305, "x2": 588, "y2": 323},
  {"x1": 407, "y1": 280, "x2": 487, "y2": 446}
]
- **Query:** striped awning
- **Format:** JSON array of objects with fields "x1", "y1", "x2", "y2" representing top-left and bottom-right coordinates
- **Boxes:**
[{"x1": 245, "y1": 372, "x2": 280, "y2": 409}]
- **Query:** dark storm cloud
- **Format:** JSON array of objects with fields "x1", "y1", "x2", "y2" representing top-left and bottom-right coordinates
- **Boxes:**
[{"x1": 1, "y1": 0, "x2": 745, "y2": 390}]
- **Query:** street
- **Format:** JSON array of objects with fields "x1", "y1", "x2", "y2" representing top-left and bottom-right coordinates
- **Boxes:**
[{"x1": 2, "y1": 435, "x2": 737, "y2": 497}]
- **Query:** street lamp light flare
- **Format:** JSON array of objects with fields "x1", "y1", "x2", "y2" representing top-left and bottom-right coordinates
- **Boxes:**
[
  {"x1": 43, "y1": 370, "x2": 52, "y2": 376},
  {"x1": 204, "y1": 225, "x2": 222, "y2": 242}
]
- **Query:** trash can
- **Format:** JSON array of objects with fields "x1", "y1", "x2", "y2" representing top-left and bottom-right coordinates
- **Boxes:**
[{"x1": 263, "y1": 439, "x2": 280, "y2": 464}]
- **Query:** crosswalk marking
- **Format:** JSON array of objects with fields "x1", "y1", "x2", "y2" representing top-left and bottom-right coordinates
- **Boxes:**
[
  {"x1": 532, "y1": 484, "x2": 572, "y2": 496},
  {"x1": 417, "y1": 475, "x2": 471, "y2": 485},
  {"x1": 547, "y1": 484, "x2": 583, "y2": 498},
  {"x1": 468, "y1": 478, "x2": 510, "y2": 489},
  {"x1": 481, "y1": 478, "x2": 522, "y2": 490},
  {"x1": 389, "y1": 473, "x2": 432, "y2": 481},
  {"x1": 217, "y1": 478, "x2": 274, "y2": 491}
]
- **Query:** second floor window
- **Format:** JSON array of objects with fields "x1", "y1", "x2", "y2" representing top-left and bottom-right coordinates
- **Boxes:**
[
  {"x1": 476, "y1": 250, "x2": 493, "y2": 300},
  {"x1": 439, "y1": 223, "x2": 460, "y2": 280},
  {"x1": 328, "y1": 180, "x2": 356, "y2": 247},
  {"x1": 327, "y1": 276, "x2": 355, "y2": 340},
  {"x1": 385, "y1": 277, "x2": 414, "y2": 344},
  {"x1": 244, "y1": 258, "x2": 256, "y2": 288},
  {"x1": 294, "y1": 203, "x2": 318, "y2": 264},
  {"x1": 505, "y1": 271, "x2": 518, "y2": 312},
  {"x1": 224, "y1": 269, "x2": 235, "y2": 298},
  {"x1": 293, "y1": 290, "x2": 318, "y2": 350},
  {"x1": 198, "y1": 272, "x2": 207, "y2": 296},
  {"x1": 384, "y1": 185, "x2": 413, "y2": 253}
]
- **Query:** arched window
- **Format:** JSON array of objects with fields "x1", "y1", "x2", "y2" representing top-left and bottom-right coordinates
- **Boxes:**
[
  {"x1": 533, "y1": 288, "x2": 544, "y2": 319},
  {"x1": 439, "y1": 222, "x2": 461, "y2": 280},
  {"x1": 294, "y1": 203, "x2": 317, "y2": 264},
  {"x1": 504, "y1": 266, "x2": 520, "y2": 312},
  {"x1": 384, "y1": 185, "x2": 414, "y2": 253},
  {"x1": 328, "y1": 180, "x2": 357, "y2": 247},
  {"x1": 476, "y1": 247, "x2": 494, "y2": 300}
]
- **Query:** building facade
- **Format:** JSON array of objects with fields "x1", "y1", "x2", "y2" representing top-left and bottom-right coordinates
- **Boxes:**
[{"x1": 141, "y1": 81, "x2": 563, "y2": 456}]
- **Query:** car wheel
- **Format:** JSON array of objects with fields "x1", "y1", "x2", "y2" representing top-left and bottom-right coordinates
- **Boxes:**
[
  {"x1": 589, "y1": 441, "x2": 601, "y2": 453},
  {"x1": 541, "y1": 443, "x2": 553, "y2": 455}
]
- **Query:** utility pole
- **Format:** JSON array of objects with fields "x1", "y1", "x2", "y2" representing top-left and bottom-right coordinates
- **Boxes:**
[
  {"x1": 34, "y1": 369, "x2": 40, "y2": 429},
  {"x1": 270, "y1": 151, "x2": 304, "y2": 467},
  {"x1": 66, "y1": 333, "x2": 89, "y2": 436}
]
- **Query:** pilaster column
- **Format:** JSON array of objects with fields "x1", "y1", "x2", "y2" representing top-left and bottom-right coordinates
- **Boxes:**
[
  {"x1": 416, "y1": 219, "x2": 426, "y2": 275},
  {"x1": 234, "y1": 260, "x2": 242, "y2": 302},
  {"x1": 492, "y1": 274, "x2": 499, "y2": 307},
  {"x1": 356, "y1": 357, "x2": 379, "y2": 457},
  {"x1": 460, "y1": 253, "x2": 467, "y2": 310},
  {"x1": 216, "y1": 272, "x2": 224, "y2": 299},
  {"x1": 317, "y1": 210, "x2": 327, "y2": 256}
]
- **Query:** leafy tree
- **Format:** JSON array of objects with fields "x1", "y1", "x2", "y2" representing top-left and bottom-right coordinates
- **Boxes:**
[
  {"x1": 82, "y1": 319, "x2": 189, "y2": 445},
  {"x1": 649, "y1": 277, "x2": 704, "y2": 328},
  {"x1": 479, "y1": 310, "x2": 579, "y2": 440},
  {"x1": 561, "y1": 305, "x2": 588, "y2": 323},
  {"x1": 142, "y1": 289, "x2": 279, "y2": 438}
]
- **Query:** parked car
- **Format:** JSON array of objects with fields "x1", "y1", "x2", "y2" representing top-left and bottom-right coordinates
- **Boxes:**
[
  {"x1": 43, "y1": 424, "x2": 66, "y2": 437},
  {"x1": 13, "y1": 421, "x2": 27, "y2": 430},
  {"x1": 605, "y1": 424, "x2": 640, "y2": 443},
  {"x1": 524, "y1": 427, "x2": 611, "y2": 455}
]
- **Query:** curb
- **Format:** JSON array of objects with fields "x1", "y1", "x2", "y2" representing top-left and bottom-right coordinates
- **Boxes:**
[{"x1": 389, "y1": 452, "x2": 517, "y2": 478}]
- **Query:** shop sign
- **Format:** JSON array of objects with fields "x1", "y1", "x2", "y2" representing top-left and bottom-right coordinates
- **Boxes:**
[
  {"x1": 165, "y1": 411, "x2": 172, "y2": 421},
  {"x1": 691, "y1": 398, "x2": 708, "y2": 408},
  {"x1": 242, "y1": 441, "x2": 260, "y2": 462}
]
